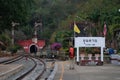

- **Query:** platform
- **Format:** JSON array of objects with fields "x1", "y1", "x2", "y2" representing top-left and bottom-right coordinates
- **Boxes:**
[{"x1": 54, "y1": 61, "x2": 120, "y2": 80}]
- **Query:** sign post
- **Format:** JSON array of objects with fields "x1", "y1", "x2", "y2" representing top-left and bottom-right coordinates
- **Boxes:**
[
  {"x1": 74, "y1": 37, "x2": 105, "y2": 65},
  {"x1": 76, "y1": 47, "x2": 79, "y2": 64}
]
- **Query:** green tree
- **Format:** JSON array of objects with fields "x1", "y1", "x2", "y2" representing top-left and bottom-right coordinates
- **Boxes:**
[
  {"x1": 0, "y1": 0, "x2": 34, "y2": 33},
  {"x1": 0, "y1": 33, "x2": 11, "y2": 49}
]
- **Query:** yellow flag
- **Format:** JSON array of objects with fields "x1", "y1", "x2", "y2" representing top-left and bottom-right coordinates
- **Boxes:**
[{"x1": 74, "y1": 23, "x2": 80, "y2": 33}]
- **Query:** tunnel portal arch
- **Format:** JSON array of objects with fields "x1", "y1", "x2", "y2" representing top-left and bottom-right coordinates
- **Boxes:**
[{"x1": 29, "y1": 44, "x2": 38, "y2": 53}]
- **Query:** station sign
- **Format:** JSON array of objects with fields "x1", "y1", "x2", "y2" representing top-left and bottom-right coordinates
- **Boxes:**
[{"x1": 75, "y1": 37, "x2": 105, "y2": 47}]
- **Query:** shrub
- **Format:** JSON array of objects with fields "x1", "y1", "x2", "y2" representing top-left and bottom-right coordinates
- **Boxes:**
[{"x1": 8, "y1": 44, "x2": 22, "y2": 55}]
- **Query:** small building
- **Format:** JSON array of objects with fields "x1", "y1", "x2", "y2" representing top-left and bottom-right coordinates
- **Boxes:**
[{"x1": 17, "y1": 39, "x2": 45, "y2": 53}]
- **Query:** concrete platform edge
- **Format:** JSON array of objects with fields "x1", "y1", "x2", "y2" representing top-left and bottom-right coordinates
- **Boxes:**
[{"x1": 47, "y1": 63, "x2": 58, "y2": 80}]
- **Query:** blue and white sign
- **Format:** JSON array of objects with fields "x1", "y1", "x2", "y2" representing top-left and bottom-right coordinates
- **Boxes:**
[
  {"x1": 75, "y1": 37, "x2": 105, "y2": 47},
  {"x1": 75, "y1": 37, "x2": 105, "y2": 62}
]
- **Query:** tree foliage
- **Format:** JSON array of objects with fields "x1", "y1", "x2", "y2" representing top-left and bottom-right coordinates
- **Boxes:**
[
  {"x1": 0, "y1": 0, "x2": 119, "y2": 50},
  {"x1": 0, "y1": 0, "x2": 33, "y2": 32}
]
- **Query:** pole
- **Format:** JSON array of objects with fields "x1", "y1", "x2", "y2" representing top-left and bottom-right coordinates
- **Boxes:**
[
  {"x1": 101, "y1": 47, "x2": 104, "y2": 65},
  {"x1": 74, "y1": 22, "x2": 80, "y2": 65},
  {"x1": 12, "y1": 26, "x2": 14, "y2": 45},
  {"x1": 11, "y1": 22, "x2": 19, "y2": 45},
  {"x1": 34, "y1": 22, "x2": 42, "y2": 43},
  {"x1": 76, "y1": 47, "x2": 79, "y2": 65},
  {"x1": 34, "y1": 22, "x2": 38, "y2": 43}
]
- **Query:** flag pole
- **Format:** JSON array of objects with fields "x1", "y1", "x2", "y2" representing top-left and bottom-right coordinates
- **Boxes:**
[
  {"x1": 73, "y1": 21, "x2": 75, "y2": 68},
  {"x1": 73, "y1": 21, "x2": 75, "y2": 47},
  {"x1": 102, "y1": 21, "x2": 107, "y2": 64},
  {"x1": 73, "y1": 21, "x2": 80, "y2": 65}
]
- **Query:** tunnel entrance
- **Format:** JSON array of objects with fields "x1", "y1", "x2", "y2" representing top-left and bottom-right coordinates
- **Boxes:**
[{"x1": 30, "y1": 45, "x2": 37, "y2": 53}]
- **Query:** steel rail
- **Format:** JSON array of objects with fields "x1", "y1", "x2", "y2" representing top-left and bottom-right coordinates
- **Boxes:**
[
  {"x1": 35, "y1": 57, "x2": 46, "y2": 80},
  {"x1": 16, "y1": 56, "x2": 37, "y2": 80},
  {"x1": 0, "y1": 55, "x2": 20, "y2": 63}
]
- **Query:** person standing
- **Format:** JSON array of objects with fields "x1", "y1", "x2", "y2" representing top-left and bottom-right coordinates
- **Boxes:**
[{"x1": 69, "y1": 46, "x2": 74, "y2": 70}]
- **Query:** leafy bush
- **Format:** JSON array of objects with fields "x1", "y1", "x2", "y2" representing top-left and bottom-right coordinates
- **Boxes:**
[{"x1": 8, "y1": 44, "x2": 22, "y2": 54}]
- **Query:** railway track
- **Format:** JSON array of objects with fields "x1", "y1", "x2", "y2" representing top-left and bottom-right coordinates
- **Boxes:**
[
  {"x1": 0, "y1": 54, "x2": 52, "y2": 80},
  {"x1": 0, "y1": 55, "x2": 22, "y2": 64},
  {"x1": 0, "y1": 55, "x2": 45, "y2": 80},
  {"x1": 16, "y1": 55, "x2": 46, "y2": 80}
]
